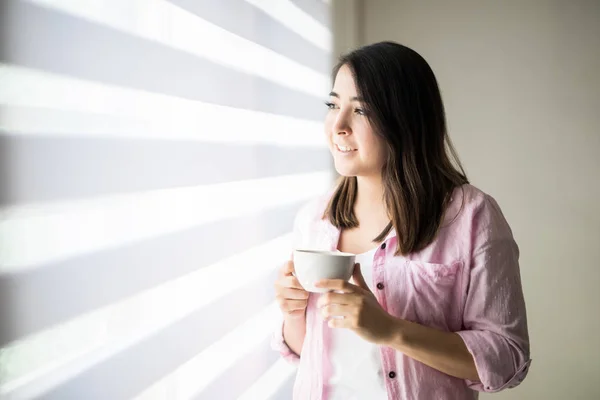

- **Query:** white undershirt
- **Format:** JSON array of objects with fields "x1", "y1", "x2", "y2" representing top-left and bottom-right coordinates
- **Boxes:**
[{"x1": 327, "y1": 247, "x2": 388, "y2": 400}]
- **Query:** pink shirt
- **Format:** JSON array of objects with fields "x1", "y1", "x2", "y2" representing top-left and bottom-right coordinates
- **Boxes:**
[{"x1": 271, "y1": 184, "x2": 531, "y2": 399}]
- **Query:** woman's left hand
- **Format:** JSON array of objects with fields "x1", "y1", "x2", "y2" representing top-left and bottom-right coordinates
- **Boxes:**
[{"x1": 315, "y1": 263, "x2": 399, "y2": 345}]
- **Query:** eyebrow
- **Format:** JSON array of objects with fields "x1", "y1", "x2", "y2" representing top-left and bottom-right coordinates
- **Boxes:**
[{"x1": 329, "y1": 91, "x2": 363, "y2": 102}]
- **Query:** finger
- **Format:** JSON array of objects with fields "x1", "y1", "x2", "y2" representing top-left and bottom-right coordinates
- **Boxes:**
[
  {"x1": 286, "y1": 309, "x2": 306, "y2": 318},
  {"x1": 314, "y1": 279, "x2": 356, "y2": 293},
  {"x1": 274, "y1": 276, "x2": 302, "y2": 291},
  {"x1": 316, "y1": 291, "x2": 356, "y2": 308},
  {"x1": 352, "y1": 263, "x2": 371, "y2": 292},
  {"x1": 328, "y1": 317, "x2": 349, "y2": 329},
  {"x1": 280, "y1": 299, "x2": 308, "y2": 313},
  {"x1": 279, "y1": 287, "x2": 309, "y2": 300},
  {"x1": 319, "y1": 304, "x2": 352, "y2": 320},
  {"x1": 279, "y1": 275, "x2": 304, "y2": 290},
  {"x1": 279, "y1": 260, "x2": 295, "y2": 277}
]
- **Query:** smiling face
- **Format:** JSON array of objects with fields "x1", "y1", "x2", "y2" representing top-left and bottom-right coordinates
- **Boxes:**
[{"x1": 324, "y1": 64, "x2": 387, "y2": 178}]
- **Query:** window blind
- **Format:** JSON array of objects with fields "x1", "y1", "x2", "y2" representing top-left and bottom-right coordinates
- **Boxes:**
[{"x1": 0, "y1": 1, "x2": 332, "y2": 398}]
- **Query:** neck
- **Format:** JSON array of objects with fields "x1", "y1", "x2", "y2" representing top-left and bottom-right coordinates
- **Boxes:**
[{"x1": 355, "y1": 175, "x2": 388, "y2": 221}]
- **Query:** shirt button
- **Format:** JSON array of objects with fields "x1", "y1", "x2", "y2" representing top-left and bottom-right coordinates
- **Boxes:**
[
  {"x1": 380, "y1": 242, "x2": 386, "y2": 250},
  {"x1": 376, "y1": 282, "x2": 384, "y2": 290},
  {"x1": 388, "y1": 371, "x2": 396, "y2": 379}
]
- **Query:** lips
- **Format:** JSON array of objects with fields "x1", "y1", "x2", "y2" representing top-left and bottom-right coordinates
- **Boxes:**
[{"x1": 335, "y1": 143, "x2": 357, "y2": 153}]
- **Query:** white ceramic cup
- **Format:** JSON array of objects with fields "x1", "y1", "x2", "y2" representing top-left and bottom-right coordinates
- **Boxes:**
[{"x1": 292, "y1": 249, "x2": 356, "y2": 293}]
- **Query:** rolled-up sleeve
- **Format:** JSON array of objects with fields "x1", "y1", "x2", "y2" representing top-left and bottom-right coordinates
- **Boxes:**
[
  {"x1": 270, "y1": 317, "x2": 301, "y2": 365},
  {"x1": 269, "y1": 200, "x2": 311, "y2": 365},
  {"x1": 456, "y1": 194, "x2": 531, "y2": 392}
]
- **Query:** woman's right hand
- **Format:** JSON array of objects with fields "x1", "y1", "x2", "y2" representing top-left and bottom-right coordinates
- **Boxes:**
[{"x1": 274, "y1": 260, "x2": 309, "y2": 319}]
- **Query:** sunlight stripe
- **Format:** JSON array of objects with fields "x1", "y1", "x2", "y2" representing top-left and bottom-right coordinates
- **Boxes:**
[
  {"x1": 0, "y1": 106, "x2": 326, "y2": 147},
  {"x1": 0, "y1": 171, "x2": 332, "y2": 271},
  {"x1": 236, "y1": 358, "x2": 297, "y2": 400},
  {"x1": 25, "y1": 0, "x2": 329, "y2": 97},
  {"x1": 244, "y1": 0, "x2": 332, "y2": 52},
  {"x1": 0, "y1": 235, "x2": 291, "y2": 396},
  {"x1": 134, "y1": 303, "x2": 282, "y2": 400},
  {"x1": 0, "y1": 65, "x2": 325, "y2": 147}
]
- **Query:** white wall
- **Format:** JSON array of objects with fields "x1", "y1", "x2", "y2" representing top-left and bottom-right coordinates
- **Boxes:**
[{"x1": 334, "y1": 0, "x2": 600, "y2": 398}]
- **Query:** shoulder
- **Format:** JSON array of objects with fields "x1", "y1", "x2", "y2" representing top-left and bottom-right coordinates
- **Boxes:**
[
  {"x1": 294, "y1": 190, "x2": 333, "y2": 228},
  {"x1": 450, "y1": 184, "x2": 486, "y2": 208},
  {"x1": 449, "y1": 184, "x2": 514, "y2": 242},
  {"x1": 291, "y1": 189, "x2": 337, "y2": 248}
]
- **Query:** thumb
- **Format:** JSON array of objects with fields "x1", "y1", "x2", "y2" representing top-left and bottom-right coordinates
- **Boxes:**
[
  {"x1": 288, "y1": 252, "x2": 295, "y2": 276},
  {"x1": 352, "y1": 263, "x2": 370, "y2": 291}
]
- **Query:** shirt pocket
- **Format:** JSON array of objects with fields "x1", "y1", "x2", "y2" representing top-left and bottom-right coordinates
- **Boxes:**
[
  {"x1": 408, "y1": 259, "x2": 462, "y2": 282},
  {"x1": 400, "y1": 259, "x2": 464, "y2": 330}
]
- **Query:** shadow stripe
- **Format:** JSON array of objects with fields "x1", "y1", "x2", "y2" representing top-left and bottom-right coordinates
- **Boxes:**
[
  {"x1": 290, "y1": 0, "x2": 331, "y2": 26},
  {"x1": 7, "y1": 271, "x2": 280, "y2": 400},
  {"x1": 0, "y1": 1, "x2": 325, "y2": 121},
  {"x1": 0, "y1": 202, "x2": 301, "y2": 347},
  {"x1": 167, "y1": 0, "x2": 330, "y2": 73},
  {"x1": 0, "y1": 134, "x2": 330, "y2": 205},
  {"x1": 193, "y1": 337, "x2": 281, "y2": 400},
  {"x1": 270, "y1": 373, "x2": 296, "y2": 400}
]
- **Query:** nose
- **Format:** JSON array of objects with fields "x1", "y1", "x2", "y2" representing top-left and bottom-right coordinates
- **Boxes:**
[{"x1": 332, "y1": 108, "x2": 351, "y2": 136}]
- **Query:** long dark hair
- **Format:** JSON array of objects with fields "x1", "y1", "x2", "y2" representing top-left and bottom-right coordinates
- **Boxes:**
[{"x1": 324, "y1": 41, "x2": 469, "y2": 255}]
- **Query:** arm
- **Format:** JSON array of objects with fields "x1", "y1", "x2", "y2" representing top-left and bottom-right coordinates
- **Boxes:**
[
  {"x1": 271, "y1": 205, "x2": 309, "y2": 364},
  {"x1": 454, "y1": 235, "x2": 531, "y2": 392},
  {"x1": 283, "y1": 314, "x2": 306, "y2": 356},
  {"x1": 384, "y1": 195, "x2": 531, "y2": 391},
  {"x1": 317, "y1": 266, "x2": 480, "y2": 380},
  {"x1": 383, "y1": 319, "x2": 479, "y2": 381},
  {"x1": 271, "y1": 263, "x2": 308, "y2": 365},
  {"x1": 271, "y1": 312, "x2": 306, "y2": 365}
]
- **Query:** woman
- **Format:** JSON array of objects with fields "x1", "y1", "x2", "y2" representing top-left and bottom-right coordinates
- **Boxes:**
[{"x1": 272, "y1": 41, "x2": 530, "y2": 399}]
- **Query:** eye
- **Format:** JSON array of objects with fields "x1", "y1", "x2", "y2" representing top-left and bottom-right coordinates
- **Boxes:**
[
  {"x1": 354, "y1": 108, "x2": 366, "y2": 116},
  {"x1": 324, "y1": 101, "x2": 337, "y2": 110}
]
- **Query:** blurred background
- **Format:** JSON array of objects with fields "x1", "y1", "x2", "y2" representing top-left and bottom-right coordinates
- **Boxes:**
[{"x1": 0, "y1": 0, "x2": 598, "y2": 399}]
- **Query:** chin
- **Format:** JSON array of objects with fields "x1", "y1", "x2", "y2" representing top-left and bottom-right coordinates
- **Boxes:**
[{"x1": 333, "y1": 164, "x2": 358, "y2": 177}]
